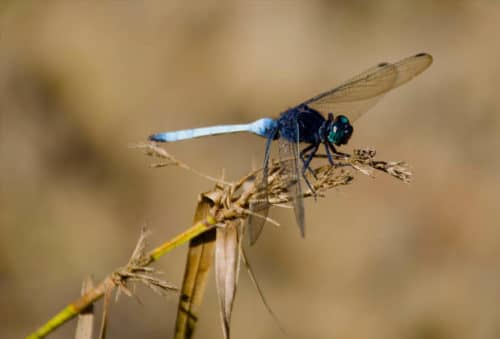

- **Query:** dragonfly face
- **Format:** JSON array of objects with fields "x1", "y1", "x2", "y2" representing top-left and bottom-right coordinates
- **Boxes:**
[{"x1": 327, "y1": 115, "x2": 353, "y2": 146}]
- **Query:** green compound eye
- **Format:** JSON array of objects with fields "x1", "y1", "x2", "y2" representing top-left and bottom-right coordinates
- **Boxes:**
[
  {"x1": 328, "y1": 115, "x2": 353, "y2": 145},
  {"x1": 327, "y1": 128, "x2": 339, "y2": 144}
]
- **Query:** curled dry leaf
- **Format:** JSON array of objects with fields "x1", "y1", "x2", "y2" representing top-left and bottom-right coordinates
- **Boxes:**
[{"x1": 215, "y1": 220, "x2": 243, "y2": 339}]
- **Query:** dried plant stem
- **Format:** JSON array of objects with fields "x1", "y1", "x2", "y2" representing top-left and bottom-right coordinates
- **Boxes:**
[{"x1": 27, "y1": 145, "x2": 411, "y2": 339}]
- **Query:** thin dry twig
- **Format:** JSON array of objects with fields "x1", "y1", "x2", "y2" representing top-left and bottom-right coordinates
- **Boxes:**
[
  {"x1": 241, "y1": 249, "x2": 288, "y2": 336},
  {"x1": 131, "y1": 142, "x2": 232, "y2": 185}
]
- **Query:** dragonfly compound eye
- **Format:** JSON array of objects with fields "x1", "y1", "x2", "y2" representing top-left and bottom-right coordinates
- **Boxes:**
[{"x1": 328, "y1": 115, "x2": 353, "y2": 145}]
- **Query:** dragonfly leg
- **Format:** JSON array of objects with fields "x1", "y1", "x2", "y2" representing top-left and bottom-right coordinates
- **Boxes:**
[
  {"x1": 301, "y1": 144, "x2": 319, "y2": 177},
  {"x1": 327, "y1": 142, "x2": 350, "y2": 159},
  {"x1": 300, "y1": 144, "x2": 319, "y2": 197},
  {"x1": 302, "y1": 173, "x2": 316, "y2": 198},
  {"x1": 299, "y1": 144, "x2": 318, "y2": 177},
  {"x1": 324, "y1": 143, "x2": 334, "y2": 165}
]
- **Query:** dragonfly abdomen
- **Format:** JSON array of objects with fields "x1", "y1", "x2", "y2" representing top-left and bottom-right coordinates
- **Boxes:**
[{"x1": 149, "y1": 118, "x2": 277, "y2": 142}]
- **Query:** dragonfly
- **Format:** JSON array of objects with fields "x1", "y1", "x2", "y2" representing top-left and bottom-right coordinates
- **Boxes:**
[{"x1": 149, "y1": 52, "x2": 433, "y2": 244}]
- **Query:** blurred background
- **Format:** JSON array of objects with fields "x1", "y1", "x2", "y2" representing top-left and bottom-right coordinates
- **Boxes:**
[{"x1": 1, "y1": 1, "x2": 499, "y2": 338}]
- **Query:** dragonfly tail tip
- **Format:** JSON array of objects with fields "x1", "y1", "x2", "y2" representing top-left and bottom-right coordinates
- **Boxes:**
[{"x1": 148, "y1": 133, "x2": 164, "y2": 142}]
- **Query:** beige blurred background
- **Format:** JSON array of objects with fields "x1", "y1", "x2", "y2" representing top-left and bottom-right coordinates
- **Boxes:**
[{"x1": 1, "y1": 1, "x2": 499, "y2": 338}]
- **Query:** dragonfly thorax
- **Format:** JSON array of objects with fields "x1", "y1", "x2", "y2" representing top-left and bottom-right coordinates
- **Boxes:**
[{"x1": 325, "y1": 115, "x2": 353, "y2": 146}]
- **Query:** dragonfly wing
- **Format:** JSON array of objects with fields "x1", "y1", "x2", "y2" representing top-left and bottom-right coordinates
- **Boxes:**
[
  {"x1": 303, "y1": 53, "x2": 433, "y2": 121},
  {"x1": 247, "y1": 180, "x2": 269, "y2": 245},
  {"x1": 248, "y1": 136, "x2": 273, "y2": 245},
  {"x1": 391, "y1": 53, "x2": 434, "y2": 88},
  {"x1": 312, "y1": 96, "x2": 383, "y2": 124},
  {"x1": 278, "y1": 124, "x2": 305, "y2": 237}
]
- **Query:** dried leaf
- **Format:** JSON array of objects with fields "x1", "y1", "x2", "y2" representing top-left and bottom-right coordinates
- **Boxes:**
[
  {"x1": 74, "y1": 276, "x2": 94, "y2": 339},
  {"x1": 98, "y1": 281, "x2": 114, "y2": 339},
  {"x1": 175, "y1": 196, "x2": 217, "y2": 339},
  {"x1": 215, "y1": 220, "x2": 242, "y2": 339}
]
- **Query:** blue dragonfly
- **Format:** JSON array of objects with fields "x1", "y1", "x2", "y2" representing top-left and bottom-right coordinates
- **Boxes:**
[{"x1": 150, "y1": 52, "x2": 433, "y2": 244}]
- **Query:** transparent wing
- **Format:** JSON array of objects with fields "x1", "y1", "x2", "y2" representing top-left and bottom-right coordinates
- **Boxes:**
[
  {"x1": 247, "y1": 177, "x2": 269, "y2": 245},
  {"x1": 247, "y1": 136, "x2": 273, "y2": 245},
  {"x1": 278, "y1": 125, "x2": 305, "y2": 237},
  {"x1": 303, "y1": 53, "x2": 433, "y2": 121}
]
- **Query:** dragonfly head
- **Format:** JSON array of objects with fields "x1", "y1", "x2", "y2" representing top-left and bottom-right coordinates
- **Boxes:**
[{"x1": 327, "y1": 115, "x2": 353, "y2": 146}]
